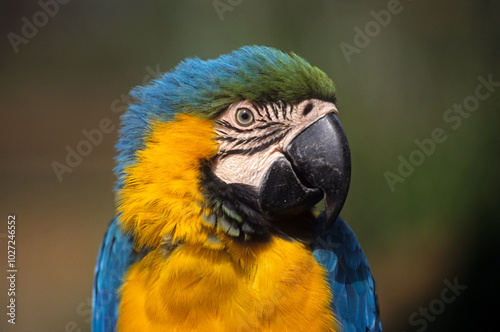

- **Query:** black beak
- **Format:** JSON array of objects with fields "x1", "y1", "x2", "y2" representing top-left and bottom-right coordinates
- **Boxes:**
[{"x1": 259, "y1": 113, "x2": 351, "y2": 229}]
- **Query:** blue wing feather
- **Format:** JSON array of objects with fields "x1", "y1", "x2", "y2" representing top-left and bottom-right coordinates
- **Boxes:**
[
  {"x1": 92, "y1": 217, "x2": 137, "y2": 332},
  {"x1": 312, "y1": 216, "x2": 382, "y2": 332}
]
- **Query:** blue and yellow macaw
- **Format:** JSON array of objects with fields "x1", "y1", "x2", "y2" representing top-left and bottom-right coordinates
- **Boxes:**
[{"x1": 92, "y1": 46, "x2": 381, "y2": 332}]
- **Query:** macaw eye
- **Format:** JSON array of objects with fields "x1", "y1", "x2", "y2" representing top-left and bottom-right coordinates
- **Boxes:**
[{"x1": 235, "y1": 108, "x2": 255, "y2": 126}]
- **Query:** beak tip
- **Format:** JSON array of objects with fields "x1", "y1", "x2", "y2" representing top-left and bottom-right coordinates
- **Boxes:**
[
  {"x1": 322, "y1": 188, "x2": 349, "y2": 230},
  {"x1": 323, "y1": 209, "x2": 338, "y2": 230}
]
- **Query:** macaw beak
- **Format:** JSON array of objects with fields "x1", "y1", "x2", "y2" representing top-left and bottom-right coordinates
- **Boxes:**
[{"x1": 259, "y1": 113, "x2": 351, "y2": 229}]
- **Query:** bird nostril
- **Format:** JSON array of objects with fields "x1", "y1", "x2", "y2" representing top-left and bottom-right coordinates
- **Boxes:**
[{"x1": 302, "y1": 103, "x2": 314, "y2": 117}]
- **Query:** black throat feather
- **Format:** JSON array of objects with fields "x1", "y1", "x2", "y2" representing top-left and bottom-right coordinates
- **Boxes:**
[{"x1": 199, "y1": 161, "x2": 272, "y2": 243}]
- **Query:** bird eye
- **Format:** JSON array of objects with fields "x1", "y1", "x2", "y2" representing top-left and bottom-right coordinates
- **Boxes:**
[{"x1": 235, "y1": 108, "x2": 255, "y2": 126}]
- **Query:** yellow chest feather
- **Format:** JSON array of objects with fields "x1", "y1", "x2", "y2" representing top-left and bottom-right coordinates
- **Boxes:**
[{"x1": 117, "y1": 238, "x2": 337, "y2": 332}]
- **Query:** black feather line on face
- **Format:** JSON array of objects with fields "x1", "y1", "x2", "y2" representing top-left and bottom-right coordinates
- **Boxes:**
[
  {"x1": 250, "y1": 101, "x2": 263, "y2": 117},
  {"x1": 270, "y1": 102, "x2": 279, "y2": 119},
  {"x1": 199, "y1": 161, "x2": 272, "y2": 242},
  {"x1": 229, "y1": 128, "x2": 283, "y2": 147},
  {"x1": 216, "y1": 136, "x2": 238, "y2": 143},
  {"x1": 215, "y1": 118, "x2": 282, "y2": 133},
  {"x1": 281, "y1": 102, "x2": 288, "y2": 120},
  {"x1": 219, "y1": 131, "x2": 288, "y2": 159},
  {"x1": 262, "y1": 103, "x2": 272, "y2": 120},
  {"x1": 215, "y1": 119, "x2": 253, "y2": 133}
]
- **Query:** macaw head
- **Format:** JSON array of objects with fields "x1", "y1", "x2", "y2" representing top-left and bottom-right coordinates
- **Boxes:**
[{"x1": 115, "y1": 46, "x2": 350, "y2": 249}]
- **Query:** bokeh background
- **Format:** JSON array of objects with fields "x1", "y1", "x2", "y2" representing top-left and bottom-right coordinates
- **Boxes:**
[{"x1": 1, "y1": 1, "x2": 499, "y2": 331}]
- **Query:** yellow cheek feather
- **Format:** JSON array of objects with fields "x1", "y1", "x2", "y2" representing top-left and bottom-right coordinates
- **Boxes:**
[
  {"x1": 117, "y1": 114, "x2": 219, "y2": 248},
  {"x1": 115, "y1": 113, "x2": 338, "y2": 331}
]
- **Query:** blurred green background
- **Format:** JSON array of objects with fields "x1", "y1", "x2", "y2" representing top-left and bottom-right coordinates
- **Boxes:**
[{"x1": 1, "y1": 1, "x2": 499, "y2": 331}]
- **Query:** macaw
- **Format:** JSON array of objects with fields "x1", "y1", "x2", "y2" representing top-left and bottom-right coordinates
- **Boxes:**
[{"x1": 92, "y1": 46, "x2": 382, "y2": 332}]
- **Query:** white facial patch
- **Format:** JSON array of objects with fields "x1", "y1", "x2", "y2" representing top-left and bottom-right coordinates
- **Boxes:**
[{"x1": 211, "y1": 99, "x2": 338, "y2": 189}]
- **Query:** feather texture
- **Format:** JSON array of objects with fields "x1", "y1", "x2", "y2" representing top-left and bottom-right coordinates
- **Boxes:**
[
  {"x1": 312, "y1": 216, "x2": 382, "y2": 332},
  {"x1": 93, "y1": 215, "x2": 382, "y2": 332},
  {"x1": 92, "y1": 218, "x2": 137, "y2": 332}
]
